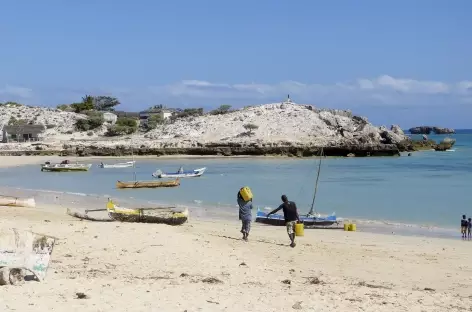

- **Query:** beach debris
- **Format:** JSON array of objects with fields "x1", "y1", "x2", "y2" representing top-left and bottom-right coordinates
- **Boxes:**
[
  {"x1": 357, "y1": 281, "x2": 391, "y2": 290},
  {"x1": 75, "y1": 292, "x2": 89, "y2": 299},
  {"x1": 282, "y1": 279, "x2": 292, "y2": 285},
  {"x1": 292, "y1": 301, "x2": 303, "y2": 310},
  {"x1": 239, "y1": 262, "x2": 247, "y2": 266},
  {"x1": 206, "y1": 300, "x2": 220, "y2": 305},
  {"x1": 44, "y1": 220, "x2": 51, "y2": 223},
  {"x1": 201, "y1": 277, "x2": 223, "y2": 284},
  {"x1": 180, "y1": 273, "x2": 189, "y2": 278},
  {"x1": 424, "y1": 287, "x2": 436, "y2": 292},
  {"x1": 308, "y1": 277, "x2": 322, "y2": 285},
  {"x1": 0, "y1": 229, "x2": 57, "y2": 283}
]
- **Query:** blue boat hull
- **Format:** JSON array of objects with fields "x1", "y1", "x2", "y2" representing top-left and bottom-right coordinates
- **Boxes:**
[{"x1": 255, "y1": 209, "x2": 338, "y2": 227}]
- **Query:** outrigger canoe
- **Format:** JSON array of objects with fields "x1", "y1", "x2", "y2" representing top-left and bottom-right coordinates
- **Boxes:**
[
  {"x1": 65, "y1": 200, "x2": 189, "y2": 226},
  {"x1": 255, "y1": 208, "x2": 338, "y2": 227},
  {"x1": 0, "y1": 195, "x2": 36, "y2": 208},
  {"x1": 116, "y1": 179, "x2": 180, "y2": 189},
  {"x1": 106, "y1": 200, "x2": 188, "y2": 225}
]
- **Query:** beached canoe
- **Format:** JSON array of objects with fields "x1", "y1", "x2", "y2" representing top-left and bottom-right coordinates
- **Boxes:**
[
  {"x1": 106, "y1": 200, "x2": 188, "y2": 225},
  {"x1": 66, "y1": 208, "x2": 114, "y2": 221},
  {"x1": 99, "y1": 161, "x2": 135, "y2": 169},
  {"x1": 255, "y1": 208, "x2": 338, "y2": 227},
  {"x1": 41, "y1": 163, "x2": 92, "y2": 172},
  {"x1": 0, "y1": 195, "x2": 36, "y2": 208},
  {"x1": 152, "y1": 167, "x2": 206, "y2": 178},
  {"x1": 116, "y1": 179, "x2": 180, "y2": 189}
]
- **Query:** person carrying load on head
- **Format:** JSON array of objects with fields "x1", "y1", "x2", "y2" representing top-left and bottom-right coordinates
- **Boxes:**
[{"x1": 237, "y1": 186, "x2": 253, "y2": 242}]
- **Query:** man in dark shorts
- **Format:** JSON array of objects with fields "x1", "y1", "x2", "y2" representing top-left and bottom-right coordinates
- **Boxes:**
[
  {"x1": 267, "y1": 195, "x2": 300, "y2": 248},
  {"x1": 461, "y1": 215, "x2": 468, "y2": 239}
]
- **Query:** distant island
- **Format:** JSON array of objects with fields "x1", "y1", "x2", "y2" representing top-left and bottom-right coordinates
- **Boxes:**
[
  {"x1": 0, "y1": 95, "x2": 455, "y2": 157},
  {"x1": 408, "y1": 126, "x2": 455, "y2": 135}
]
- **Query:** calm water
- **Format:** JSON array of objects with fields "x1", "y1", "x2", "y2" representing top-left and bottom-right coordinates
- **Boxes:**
[{"x1": 0, "y1": 130, "x2": 471, "y2": 229}]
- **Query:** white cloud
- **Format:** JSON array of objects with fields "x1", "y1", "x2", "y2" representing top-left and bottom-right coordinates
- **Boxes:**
[{"x1": 1, "y1": 76, "x2": 471, "y2": 110}]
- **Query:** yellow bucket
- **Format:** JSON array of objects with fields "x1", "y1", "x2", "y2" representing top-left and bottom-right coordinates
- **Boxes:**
[
  {"x1": 295, "y1": 223, "x2": 304, "y2": 236},
  {"x1": 348, "y1": 223, "x2": 357, "y2": 231},
  {"x1": 344, "y1": 223, "x2": 350, "y2": 231},
  {"x1": 239, "y1": 186, "x2": 253, "y2": 201}
]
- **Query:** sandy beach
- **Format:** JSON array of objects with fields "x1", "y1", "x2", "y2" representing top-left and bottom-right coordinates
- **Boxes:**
[{"x1": 0, "y1": 156, "x2": 471, "y2": 311}]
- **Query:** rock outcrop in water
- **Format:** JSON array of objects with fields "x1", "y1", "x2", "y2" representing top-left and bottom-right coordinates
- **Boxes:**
[
  {"x1": 0, "y1": 102, "x2": 413, "y2": 157},
  {"x1": 409, "y1": 126, "x2": 455, "y2": 135}
]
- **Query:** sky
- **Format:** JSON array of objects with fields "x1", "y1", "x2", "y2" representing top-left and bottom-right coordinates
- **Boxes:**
[{"x1": 0, "y1": 0, "x2": 471, "y2": 128}]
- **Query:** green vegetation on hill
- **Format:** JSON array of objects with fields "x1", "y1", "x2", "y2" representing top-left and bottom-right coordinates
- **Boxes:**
[{"x1": 105, "y1": 117, "x2": 138, "y2": 136}]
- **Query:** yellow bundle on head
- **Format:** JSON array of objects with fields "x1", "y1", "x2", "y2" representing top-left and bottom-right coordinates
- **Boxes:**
[{"x1": 239, "y1": 186, "x2": 253, "y2": 201}]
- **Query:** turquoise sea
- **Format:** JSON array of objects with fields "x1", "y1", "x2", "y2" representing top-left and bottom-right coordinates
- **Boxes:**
[{"x1": 0, "y1": 130, "x2": 471, "y2": 238}]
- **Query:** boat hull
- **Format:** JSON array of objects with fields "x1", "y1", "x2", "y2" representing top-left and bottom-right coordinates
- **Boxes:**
[
  {"x1": 153, "y1": 167, "x2": 206, "y2": 178},
  {"x1": 99, "y1": 161, "x2": 135, "y2": 169},
  {"x1": 66, "y1": 208, "x2": 114, "y2": 221},
  {"x1": 107, "y1": 201, "x2": 188, "y2": 225},
  {"x1": 116, "y1": 179, "x2": 180, "y2": 189},
  {"x1": 41, "y1": 164, "x2": 92, "y2": 172},
  {"x1": 255, "y1": 209, "x2": 337, "y2": 227},
  {"x1": 0, "y1": 196, "x2": 36, "y2": 208}
]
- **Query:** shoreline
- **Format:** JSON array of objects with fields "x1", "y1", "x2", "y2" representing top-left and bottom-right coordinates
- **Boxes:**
[{"x1": 0, "y1": 184, "x2": 460, "y2": 241}]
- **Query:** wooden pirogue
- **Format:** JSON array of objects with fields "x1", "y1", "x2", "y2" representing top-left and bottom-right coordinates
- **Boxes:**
[
  {"x1": 115, "y1": 178, "x2": 180, "y2": 189},
  {"x1": 106, "y1": 200, "x2": 188, "y2": 225}
]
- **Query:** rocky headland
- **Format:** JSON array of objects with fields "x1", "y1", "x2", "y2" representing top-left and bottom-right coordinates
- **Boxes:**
[
  {"x1": 409, "y1": 126, "x2": 455, "y2": 135},
  {"x1": 0, "y1": 101, "x2": 443, "y2": 157}
]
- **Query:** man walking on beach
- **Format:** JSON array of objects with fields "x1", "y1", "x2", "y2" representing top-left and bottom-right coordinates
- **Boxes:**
[
  {"x1": 237, "y1": 191, "x2": 253, "y2": 241},
  {"x1": 267, "y1": 195, "x2": 300, "y2": 248},
  {"x1": 461, "y1": 215, "x2": 468, "y2": 239}
]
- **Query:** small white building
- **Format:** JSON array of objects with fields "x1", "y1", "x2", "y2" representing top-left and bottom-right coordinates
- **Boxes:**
[{"x1": 102, "y1": 112, "x2": 118, "y2": 124}]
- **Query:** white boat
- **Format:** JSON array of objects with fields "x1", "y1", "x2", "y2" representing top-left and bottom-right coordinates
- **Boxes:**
[
  {"x1": 99, "y1": 161, "x2": 135, "y2": 169},
  {"x1": 152, "y1": 167, "x2": 206, "y2": 178}
]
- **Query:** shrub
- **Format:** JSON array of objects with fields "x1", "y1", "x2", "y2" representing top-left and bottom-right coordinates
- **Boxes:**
[
  {"x1": 8, "y1": 117, "x2": 28, "y2": 126},
  {"x1": 115, "y1": 117, "x2": 138, "y2": 127},
  {"x1": 142, "y1": 114, "x2": 164, "y2": 132},
  {"x1": 243, "y1": 123, "x2": 259, "y2": 133},
  {"x1": 87, "y1": 131, "x2": 94, "y2": 136},
  {"x1": 71, "y1": 102, "x2": 94, "y2": 113},
  {"x1": 170, "y1": 108, "x2": 203, "y2": 122},
  {"x1": 74, "y1": 112, "x2": 104, "y2": 131},
  {"x1": 56, "y1": 104, "x2": 72, "y2": 111},
  {"x1": 210, "y1": 105, "x2": 232, "y2": 115},
  {"x1": 105, "y1": 125, "x2": 136, "y2": 136},
  {"x1": 105, "y1": 117, "x2": 138, "y2": 136}
]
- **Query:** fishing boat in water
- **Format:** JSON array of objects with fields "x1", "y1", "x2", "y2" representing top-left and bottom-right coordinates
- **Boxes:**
[
  {"x1": 152, "y1": 166, "x2": 206, "y2": 178},
  {"x1": 116, "y1": 179, "x2": 180, "y2": 189},
  {"x1": 99, "y1": 161, "x2": 135, "y2": 169},
  {"x1": 41, "y1": 160, "x2": 92, "y2": 172},
  {"x1": 0, "y1": 195, "x2": 36, "y2": 208},
  {"x1": 255, "y1": 147, "x2": 339, "y2": 228}
]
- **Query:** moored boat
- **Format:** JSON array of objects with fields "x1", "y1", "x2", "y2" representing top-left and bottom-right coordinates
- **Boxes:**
[
  {"x1": 106, "y1": 200, "x2": 189, "y2": 225},
  {"x1": 0, "y1": 195, "x2": 36, "y2": 208},
  {"x1": 99, "y1": 161, "x2": 135, "y2": 169},
  {"x1": 41, "y1": 161, "x2": 92, "y2": 172},
  {"x1": 152, "y1": 167, "x2": 206, "y2": 178},
  {"x1": 116, "y1": 178, "x2": 180, "y2": 189}
]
